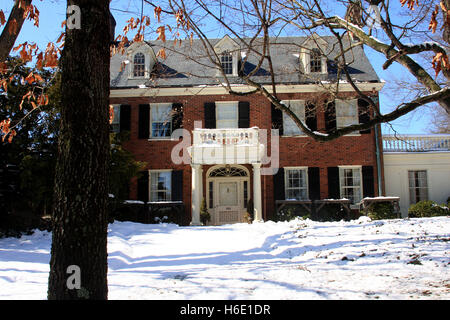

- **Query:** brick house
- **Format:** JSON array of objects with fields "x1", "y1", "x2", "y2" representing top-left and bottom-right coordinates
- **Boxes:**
[{"x1": 109, "y1": 33, "x2": 385, "y2": 226}]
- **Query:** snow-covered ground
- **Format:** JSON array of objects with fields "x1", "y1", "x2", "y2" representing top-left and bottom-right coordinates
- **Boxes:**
[{"x1": 0, "y1": 216, "x2": 449, "y2": 299}]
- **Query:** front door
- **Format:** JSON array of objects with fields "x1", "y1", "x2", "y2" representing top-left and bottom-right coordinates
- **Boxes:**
[{"x1": 215, "y1": 181, "x2": 241, "y2": 225}]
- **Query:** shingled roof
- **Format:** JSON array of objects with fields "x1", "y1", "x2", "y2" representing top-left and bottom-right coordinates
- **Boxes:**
[{"x1": 110, "y1": 35, "x2": 380, "y2": 89}]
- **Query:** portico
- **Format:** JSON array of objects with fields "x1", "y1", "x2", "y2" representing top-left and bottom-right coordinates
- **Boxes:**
[{"x1": 187, "y1": 128, "x2": 265, "y2": 225}]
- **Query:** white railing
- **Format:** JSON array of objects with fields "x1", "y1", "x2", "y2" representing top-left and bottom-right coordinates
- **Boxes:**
[
  {"x1": 383, "y1": 134, "x2": 450, "y2": 152},
  {"x1": 192, "y1": 127, "x2": 260, "y2": 146},
  {"x1": 188, "y1": 127, "x2": 264, "y2": 164}
]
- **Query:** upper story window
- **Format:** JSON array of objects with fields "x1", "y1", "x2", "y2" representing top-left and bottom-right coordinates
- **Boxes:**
[
  {"x1": 336, "y1": 99, "x2": 358, "y2": 130},
  {"x1": 309, "y1": 48, "x2": 322, "y2": 73},
  {"x1": 216, "y1": 101, "x2": 238, "y2": 128},
  {"x1": 221, "y1": 51, "x2": 234, "y2": 75},
  {"x1": 133, "y1": 52, "x2": 146, "y2": 77},
  {"x1": 282, "y1": 100, "x2": 305, "y2": 136},
  {"x1": 299, "y1": 34, "x2": 328, "y2": 74},
  {"x1": 111, "y1": 104, "x2": 120, "y2": 133},
  {"x1": 151, "y1": 103, "x2": 172, "y2": 138}
]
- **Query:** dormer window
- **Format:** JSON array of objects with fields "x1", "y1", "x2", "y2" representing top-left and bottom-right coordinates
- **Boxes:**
[
  {"x1": 214, "y1": 35, "x2": 240, "y2": 77},
  {"x1": 133, "y1": 52, "x2": 146, "y2": 77},
  {"x1": 309, "y1": 48, "x2": 322, "y2": 73},
  {"x1": 221, "y1": 51, "x2": 233, "y2": 75},
  {"x1": 299, "y1": 33, "x2": 328, "y2": 74}
]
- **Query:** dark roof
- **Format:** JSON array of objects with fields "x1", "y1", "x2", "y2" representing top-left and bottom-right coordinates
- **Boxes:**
[{"x1": 110, "y1": 36, "x2": 380, "y2": 89}]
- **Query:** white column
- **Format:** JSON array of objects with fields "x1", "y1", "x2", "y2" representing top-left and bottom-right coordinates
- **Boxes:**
[
  {"x1": 190, "y1": 164, "x2": 203, "y2": 226},
  {"x1": 252, "y1": 163, "x2": 263, "y2": 223}
]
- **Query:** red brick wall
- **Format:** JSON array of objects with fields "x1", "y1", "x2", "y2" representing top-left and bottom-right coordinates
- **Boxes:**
[{"x1": 110, "y1": 90, "x2": 382, "y2": 224}]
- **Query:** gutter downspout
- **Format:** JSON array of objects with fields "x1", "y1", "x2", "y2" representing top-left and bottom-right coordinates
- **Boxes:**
[{"x1": 374, "y1": 119, "x2": 383, "y2": 197}]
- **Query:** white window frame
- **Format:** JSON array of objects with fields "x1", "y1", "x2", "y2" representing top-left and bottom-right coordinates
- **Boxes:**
[
  {"x1": 149, "y1": 169, "x2": 172, "y2": 202},
  {"x1": 111, "y1": 104, "x2": 120, "y2": 133},
  {"x1": 300, "y1": 47, "x2": 327, "y2": 74},
  {"x1": 309, "y1": 48, "x2": 322, "y2": 73},
  {"x1": 338, "y1": 166, "x2": 363, "y2": 205},
  {"x1": 126, "y1": 42, "x2": 156, "y2": 80},
  {"x1": 284, "y1": 167, "x2": 309, "y2": 200},
  {"x1": 133, "y1": 52, "x2": 146, "y2": 78},
  {"x1": 215, "y1": 101, "x2": 239, "y2": 129},
  {"x1": 408, "y1": 170, "x2": 428, "y2": 204},
  {"x1": 150, "y1": 103, "x2": 173, "y2": 139},
  {"x1": 220, "y1": 51, "x2": 234, "y2": 75},
  {"x1": 335, "y1": 98, "x2": 360, "y2": 136},
  {"x1": 282, "y1": 100, "x2": 306, "y2": 136}
]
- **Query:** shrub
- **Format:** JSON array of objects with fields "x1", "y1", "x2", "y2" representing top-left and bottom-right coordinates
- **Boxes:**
[
  {"x1": 366, "y1": 202, "x2": 397, "y2": 220},
  {"x1": 408, "y1": 200, "x2": 449, "y2": 218},
  {"x1": 200, "y1": 198, "x2": 211, "y2": 225},
  {"x1": 275, "y1": 205, "x2": 310, "y2": 222}
]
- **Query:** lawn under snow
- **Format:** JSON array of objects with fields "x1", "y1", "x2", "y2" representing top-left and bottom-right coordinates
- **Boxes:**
[{"x1": 0, "y1": 216, "x2": 449, "y2": 300}]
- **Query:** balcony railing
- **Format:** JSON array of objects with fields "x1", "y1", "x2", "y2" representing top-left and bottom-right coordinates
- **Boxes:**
[
  {"x1": 383, "y1": 134, "x2": 450, "y2": 152},
  {"x1": 192, "y1": 127, "x2": 260, "y2": 146},
  {"x1": 189, "y1": 127, "x2": 264, "y2": 164}
]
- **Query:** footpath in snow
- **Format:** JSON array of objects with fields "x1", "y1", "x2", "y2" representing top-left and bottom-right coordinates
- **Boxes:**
[{"x1": 0, "y1": 216, "x2": 449, "y2": 299}]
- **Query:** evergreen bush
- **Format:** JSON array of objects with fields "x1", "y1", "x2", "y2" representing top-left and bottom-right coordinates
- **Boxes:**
[
  {"x1": 408, "y1": 200, "x2": 449, "y2": 218},
  {"x1": 366, "y1": 202, "x2": 397, "y2": 220}
]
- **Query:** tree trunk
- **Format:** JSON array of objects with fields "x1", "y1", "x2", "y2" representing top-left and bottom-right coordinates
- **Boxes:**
[{"x1": 48, "y1": 0, "x2": 111, "y2": 300}]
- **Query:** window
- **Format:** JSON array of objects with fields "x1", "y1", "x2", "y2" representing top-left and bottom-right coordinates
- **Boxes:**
[
  {"x1": 216, "y1": 101, "x2": 238, "y2": 128},
  {"x1": 151, "y1": 103, "x2": 172, "y2": 138},
  {"x1": 221, "y1": 51, "x2": 233, "y2": 75},
  {"x1": 310, "y1": 48, "x2": 322, "y2": 73},
  {"x1": 282, "y1": 100, "x2": 305, "y2": 136},
  {"x1": 285, "y1": 168, "x2": 308, "y2": 200},
  {"x1": 336, "y1": 99, "x2": 359, "y2": 129},
  {"x1": 408, "y1": 170, "x2": 428, "y2": 204},
  {"x1": 111, "y1": 105, "x2": 120, "y2": 133},
  {"x1": 150, "y1": 171, "x2": 171, "y2": 202},
  {"x1": 133, "y1": 52, "x2": 145, "y2": 77},
  {"x1": 339, "y1": 167, "x2": 362, "y2": 204}
]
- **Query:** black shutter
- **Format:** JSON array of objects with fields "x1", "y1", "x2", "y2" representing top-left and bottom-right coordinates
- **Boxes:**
[
  {"x1": 171, "y1": 170, "x2": 183, "y2": 201},
  {"x1": 138, "y1": 104, "x2": 150, "y2": 139},
  {"x1": 271, "y1": 103, "x2": 283, "y2": 136},
  {"x1": 172, "y1": 103, "x2": 183, "y2": 131},
  {"x1": 308, "y1": 167, "x2": 320, "y2": 200},
  {"x1": 327, "y1": 167, "x2": 340, "y2": 199},
  {"x1": 273, "y1": 168, "x2": 285, "y2": 200},
  {"x1": 204, "y1": 102, "x2": 216, "y2": 129},
  {"x1": 238, "y1": 101, "x2": 250, "y2": 128},
  {"x1": 358, "y1": 99, "x2": 371, "y2": 134},
  {"x1": 119, "y1": 104, "x2": 131, "y2": 132},
  {"x1": 362, "y1": 166, "x2": 375, "y2": 198},
  {"x1": 324, "y1": 101, "x2": 337, "y2": 134},
  {"x1": 305, "y1": 103, "x2": 317, "y2": 132},
  {"x1": 137, "y1": 170, "x2": 149, "y2": 203}
]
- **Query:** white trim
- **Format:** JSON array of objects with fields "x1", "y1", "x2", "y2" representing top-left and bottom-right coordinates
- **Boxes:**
[
  {"x1": 284, "y1": 167, "x2": 309, "y2": 201},
  {"x1": 148, "y1": 169, "x2": 173, "y2": 202},
  {"x1": 110, "y1": 82, "x2": 385, "y2": 98},
  {"x1": 149, "y1": 102, "x2": 172, "y2": 139},
  {"x1": 215, "y1": 101, "x2": 239, "y2": 129},
  {"x1": 338, "y1": 166, "x2": 363, "y2": 204}
]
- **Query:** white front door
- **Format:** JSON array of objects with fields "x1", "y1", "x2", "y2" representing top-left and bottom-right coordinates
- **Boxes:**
[{"x1": 213, "y1": 180, "x2": 242, "y2": 225}]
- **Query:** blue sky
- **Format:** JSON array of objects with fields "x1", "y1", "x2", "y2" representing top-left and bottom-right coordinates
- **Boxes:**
[{"x1": 0, "y1": 0, "x2": 437, "y2": 134}]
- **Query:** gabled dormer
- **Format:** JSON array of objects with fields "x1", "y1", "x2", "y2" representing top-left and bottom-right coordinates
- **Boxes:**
[
  {"x1": 214, "y1": 35, "x2": 241, "y2": 77},
  {"x1": 126, "y1": 42, "x2": 157, "y2": 79},
  {"x1": 299, "y1": 33, "x2": 328, "y2": 74}
]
